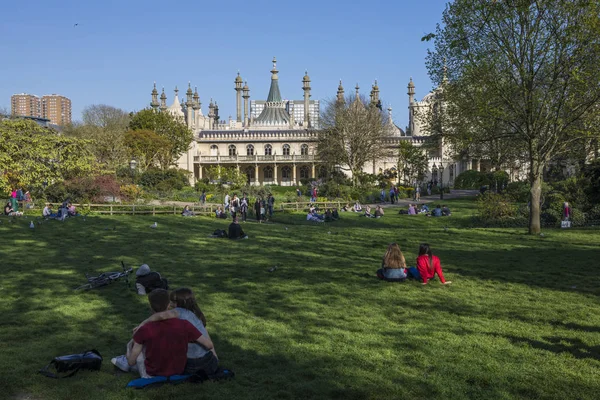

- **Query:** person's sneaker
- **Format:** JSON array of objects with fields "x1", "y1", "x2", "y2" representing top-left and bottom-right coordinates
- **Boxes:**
[{"x1": 111, "y1": 355, "x2": 130, "y2": 372}]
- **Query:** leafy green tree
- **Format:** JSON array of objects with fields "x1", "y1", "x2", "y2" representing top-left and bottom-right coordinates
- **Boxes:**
[
  {"x1": 0, "y1": 119, "x2": 95, "y2": 194},
  {"x1": 317, "y1": 95, "x2": 391, "y2": 186},
  {"x1": 63, "y1": 105, "x2": 130, "y2": 171},
  {"x1": 123, "y1": 129, "x2": 171, "y2": 171},
  {"x1": 397, "y1": 140, "x2": 429, "y2": 185},
  {"x1": 129, "y1": 109, "x2": 193, "y2": 169},
  {"x1": 424, "y1": 0, "x2": 600, "y2": 234}
]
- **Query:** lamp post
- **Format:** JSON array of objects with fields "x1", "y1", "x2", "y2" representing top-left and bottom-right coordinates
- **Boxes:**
[{"x1": 129, "y1": 159, "x2": 137, "y2": 182}]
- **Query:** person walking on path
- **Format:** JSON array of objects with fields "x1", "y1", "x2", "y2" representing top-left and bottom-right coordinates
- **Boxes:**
[
  {"x1": 415, "y1": 186, "x2": 421, "y2": 202},
  {"x1": 200, "y1": 190, "x2": 206, "y2": 205},
  {"x1": 267, "y1": 194, "x2": 275, "y2": 218},
  {"x1": 224, "y1": 193, "x2": 230, "y2": 212},
  {"x1": 254, "y1": 198, "x2": 262, "y2": 223},
  {"x1": 389, "y1": 187, "x2": 396, "y2": 204}
]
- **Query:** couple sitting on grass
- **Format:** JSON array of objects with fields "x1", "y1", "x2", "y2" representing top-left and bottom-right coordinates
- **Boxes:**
[
  {"x1": 112, "y1": 288, "x2": 219, "y2": 380},
  {"x1": 376, "y1": 243, "x2": 452, "y2": 285}
]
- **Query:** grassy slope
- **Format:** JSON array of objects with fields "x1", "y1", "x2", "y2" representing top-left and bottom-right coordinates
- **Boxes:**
[{"x1": 1, "y1": 199, "x2": 599, "y2": 400}]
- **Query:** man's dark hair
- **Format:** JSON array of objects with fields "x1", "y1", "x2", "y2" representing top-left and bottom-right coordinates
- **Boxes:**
[{"x1": 148, "y1": 289, "x2": 170, "y2": 312}]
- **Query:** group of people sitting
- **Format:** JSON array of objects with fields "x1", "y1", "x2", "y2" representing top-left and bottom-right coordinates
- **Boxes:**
[
  {"x1": 111, "y1": 278, "x2": 221, "y2": 381},
  {"x1": 42, "y1": 202, "x2": 77, "y2": 220},
  {"x1": 4, "y1": 201, "x2": 23, "y2": 216},
  {"x1": 364, "y1": 205, "x2": 385, "y2": 218},
  {"x1": 341, "y1": 201, "x2": 364, "y2": 213},
  {"x1": 399, "y1": 204, "x2": 451, "y2": 217},
  {"x1": 306, "y1": 205, "x2": 340, "y2": 222},
  {"x1": 376, "y1": 243, "x2": 452, "y2": 285}
]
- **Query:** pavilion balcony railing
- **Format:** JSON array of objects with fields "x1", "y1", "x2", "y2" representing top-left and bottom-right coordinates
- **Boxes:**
[{"x1": 194, "y1": 154, "x2": 316, "y2": 163}]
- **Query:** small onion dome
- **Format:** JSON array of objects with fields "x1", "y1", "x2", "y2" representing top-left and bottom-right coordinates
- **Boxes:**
[
  {"x1": 303, "y1": 71, "x2": 310, "y2": 82},
  {"x1": 235, "y1": 72, "x2": 243, "y2": 83},
  {"x1": 186, "y1": 82, "x2": 193, "y2": 95},
  {"x1": 338, "y1": 80, "x2": 344, "y2": 90},
  {"x1": 151, "y1": 82, "x2": 158, "y2": 95},
  {"x1": 243, "y1": 81, "x2": 249, "y2": 90},
  {"x1": 408, "y1": 77, "x2": 415, "y2": 87}
]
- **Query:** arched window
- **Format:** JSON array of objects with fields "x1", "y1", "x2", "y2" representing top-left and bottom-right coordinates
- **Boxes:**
[
  {"x1": 264, "y1": 144, "x2": 272, "y2": 155},
  {"x1": 301, "y1": 144, "x2": 309, "y2": 156},
  {"x1": 282, "y1": 166, "x2": 292, "y2": 179},
  {"x1": 246, "y1": 144, "x2": 254, "y2": 156},
  {"x1": 282, "y1": 144, "x2": 290, "y2": 156},
  {"x1": 210, "y1": 145, "x2": 219, "y2": 156},
  {"x1": 300, "y1": 166, "x2": 310, "y2": 179},
  {"x1": 264, "y1": 166, "x2": 274, "y2": 179},
  {"x1": 228, "y1": 145, "x2": 237, "y2": 156}
]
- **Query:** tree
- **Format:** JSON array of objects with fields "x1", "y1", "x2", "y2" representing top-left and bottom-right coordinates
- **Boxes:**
[
  {"x1": 129, "y1": 109, "x2": 193, "y2": 169},
  {"x1": 424, "y1": 0, "x2": 600, "y2": 233},
  {"x1": 123, "y1": 129, "x2": 171, "y2": 171},
  {"x1": 397, "y1": 141, "x2": 429, "y2": 186},
  {"x1": 317, "y1": 95, "x2": 391, "y2": 186},
  {"x1": 0, "y1": 119, "x2": 95, "y2": 194},
  {"x1": 63, "y1": 104, "x2": 130, "y2": 171}
]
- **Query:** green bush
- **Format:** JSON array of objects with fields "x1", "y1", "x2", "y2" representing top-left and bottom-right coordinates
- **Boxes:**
[
  {"x1": 454, "y1": 170, "x2": 488, "y2": 189},
  {"x1": 505, "y1": 181, "x2": 530, "y2": 203},
  {"x1": 477, "y1": 192, "x2": 518, "y2": 221},
  {"x1": 139, "y1": 168, "x2": 190, "y2": 190}
]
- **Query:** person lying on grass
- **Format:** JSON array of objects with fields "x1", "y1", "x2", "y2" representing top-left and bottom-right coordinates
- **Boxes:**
[
  {"x1": 228, "y1": 218, "x2": 248, "y2": 239},
  {"x1": 407, "y1": 243, "x2": 452, "y2": 285},
  {"x1": 306, "y1": 210, "x2": 324, "y2": 222},
  {"x1": 376, "y1": 243, "x2": 408, "y2": 282},
  {"x1": 135, "y1": 264, "x2": 169, "y2": 295},
  {"x1": 131, "y1": 288, "x2": 219, "y2": 376},
  {"x1": 111, "y1": 289, "x2": 215, "y2": 378}
]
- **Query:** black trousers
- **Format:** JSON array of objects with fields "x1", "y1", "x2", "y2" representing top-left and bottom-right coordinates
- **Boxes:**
[{"x1": 183, "y1": 351, "x2": 218, "y2": 375}]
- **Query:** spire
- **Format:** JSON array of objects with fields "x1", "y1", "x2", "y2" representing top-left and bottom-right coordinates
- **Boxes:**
[
  {"x1": 337, "y1": 80, "x2": 345, "y2": 103},
  {"x1": 408, "y1": 77, "x2": 415, "y2": 103},
  {"x1": 151, "y1": 82, "x2": 159, "y2": 109},
  {"x1": 186, "y1": 82, "x2": 193, "y2": 107},
  {"x1": 265, "y1": 56, "x2": 282, "y2": 102},
  {"x1": 193, "y1": 86, "x2": 200, "y2": 110},
  {"x1": 254, "y1": 57, "x2": 291, "y2": 127},
  {"x1": 160, "y1": 87, "x2": 167, "y2": 111},
  {"x1": 355, "y1": 83, "x2": 360, "y2": 97}
]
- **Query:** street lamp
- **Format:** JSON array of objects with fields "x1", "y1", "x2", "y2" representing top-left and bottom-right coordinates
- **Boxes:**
[{"x1": 129, "y1": 159, "x2": 137, "y2": 182}]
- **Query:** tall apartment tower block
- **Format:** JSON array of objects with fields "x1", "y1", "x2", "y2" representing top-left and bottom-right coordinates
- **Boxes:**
[{"x1": 10, "y1": 93, "x2": 72, "y2": 125}]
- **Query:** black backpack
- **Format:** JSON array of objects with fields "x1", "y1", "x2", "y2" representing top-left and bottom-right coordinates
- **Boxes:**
[
  {"x1": 39, "y1": 349, "x2": 103, "y2": 378},
  {"x1": 212, "y1": 229, "x2": 228, "y2": 238}
]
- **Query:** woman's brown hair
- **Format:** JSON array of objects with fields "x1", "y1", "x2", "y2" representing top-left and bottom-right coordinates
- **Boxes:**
[
  {"x1": 383, "y1": 243, "x2": 406, "y2": 269},
  {"x1": 170, "y1": 288, "x2": 207, "y2": 327}
]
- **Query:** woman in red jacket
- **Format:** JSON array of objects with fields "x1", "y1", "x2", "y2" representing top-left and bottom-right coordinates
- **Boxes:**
[{"x1": 408, "y1": 243, "x2": 452, "y2": 285}]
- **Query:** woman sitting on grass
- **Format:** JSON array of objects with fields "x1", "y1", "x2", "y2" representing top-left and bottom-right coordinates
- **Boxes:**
[
  {"x1": 127, "y1": 287, "x2": 219, "y2": 376},
  {"x1": 376, "y1": 243, "x2": 407, "y2": 282},
  {"x1": 407, "y1": 243, "x2": 452, "y2": 285}
]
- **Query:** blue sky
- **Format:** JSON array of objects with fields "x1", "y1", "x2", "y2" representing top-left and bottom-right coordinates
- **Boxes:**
[{"x1": 0, "y1": 0, "x2": 448, "y2": 129}]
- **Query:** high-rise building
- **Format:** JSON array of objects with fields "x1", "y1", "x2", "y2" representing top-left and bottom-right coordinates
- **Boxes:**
[
  {"x1": 10, "y1": 93, "x2": 71, "y2": 126},
  {"x1": 11, "y1": 94, "x2": 42, "y2": 118},
  {"x1": 41, "y1": 95, "x2": 72, "y2": 126}
]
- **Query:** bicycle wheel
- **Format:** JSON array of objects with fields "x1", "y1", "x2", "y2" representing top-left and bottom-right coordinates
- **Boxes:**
[{"x1": 74, "y1": 283, "x2": 93, "y2": 291}]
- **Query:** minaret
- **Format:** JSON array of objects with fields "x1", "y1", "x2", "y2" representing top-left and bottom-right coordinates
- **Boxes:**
[
  {"x1": 160, "y1": 87, "x2": 167, "y2": 111},
  {"x1": 336, "y1": 80, "x2": 345, "y2": 103},
  {"x1": 193, "y1": 86, "x2": 200, "y2": 129},
  {"x1": 214, "y1": 102, "x2": 220, "y2": 130},
  {"x1": 407, "y1": 78, "x2": 415, "y2": 136},
  {"x1": 235, "y1": 72, "x2": 243, "y2": 123},
  {"x1": 371, "y1": 80, "x2": 380, "y2": 108},
  {"x1": 355, "y1": 83, "x2": 360, "y2": 98},
  {"x1": 302, "y1": 70, "x2": 311, "y2": 128},
  {"x1": 151, "y1": 82, "x2": 159, "y2": 110},
  {"x1": 208, "y1": 98, "x2": 215, "y2": 129},
  {"x1": 242, "y1": 82, "x2": 250, "y2": 127},
  {"x1": 186, "y1": 82, "x2": 194, "y2": 129}
]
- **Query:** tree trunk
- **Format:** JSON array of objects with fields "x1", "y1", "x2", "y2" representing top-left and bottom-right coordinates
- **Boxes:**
[{"x1": 528, "y1": 166, "x2": 543, "y2": 235}]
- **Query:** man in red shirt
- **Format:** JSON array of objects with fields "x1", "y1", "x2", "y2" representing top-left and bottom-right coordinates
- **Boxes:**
[{"x1": 126, "y1": 289, "x2": 215, "y2": 377}]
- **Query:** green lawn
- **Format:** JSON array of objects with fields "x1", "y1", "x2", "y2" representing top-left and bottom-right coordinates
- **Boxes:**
[{"x1": 1, "y1": 198, "x2": 600, "y2": 400}]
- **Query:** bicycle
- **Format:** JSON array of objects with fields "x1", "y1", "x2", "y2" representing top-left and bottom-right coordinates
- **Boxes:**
[{"x1": 74, "y1": 261, "x2": 133, "y2": 291}]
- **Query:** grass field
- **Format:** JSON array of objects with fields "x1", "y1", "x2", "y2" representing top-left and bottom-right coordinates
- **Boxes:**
[{"x1": 1, "y1": 198, "x2": 600, "y2": 400}]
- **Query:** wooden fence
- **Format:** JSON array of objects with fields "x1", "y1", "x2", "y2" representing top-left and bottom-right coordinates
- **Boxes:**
[
  {"x1": 29, "y1": 201, "x2": 343, "y2": 216},
  {"x1": 279, "y1": 201, "x2": 343, "y2": 212},
  {"x1": 43, "y1": 203, "x2": 222, "y2": 216}
]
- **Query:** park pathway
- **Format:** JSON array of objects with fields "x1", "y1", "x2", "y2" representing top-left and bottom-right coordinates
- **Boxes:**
[{"x1": 371, "y1": 189, "x2": 479, "y2": 209}]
